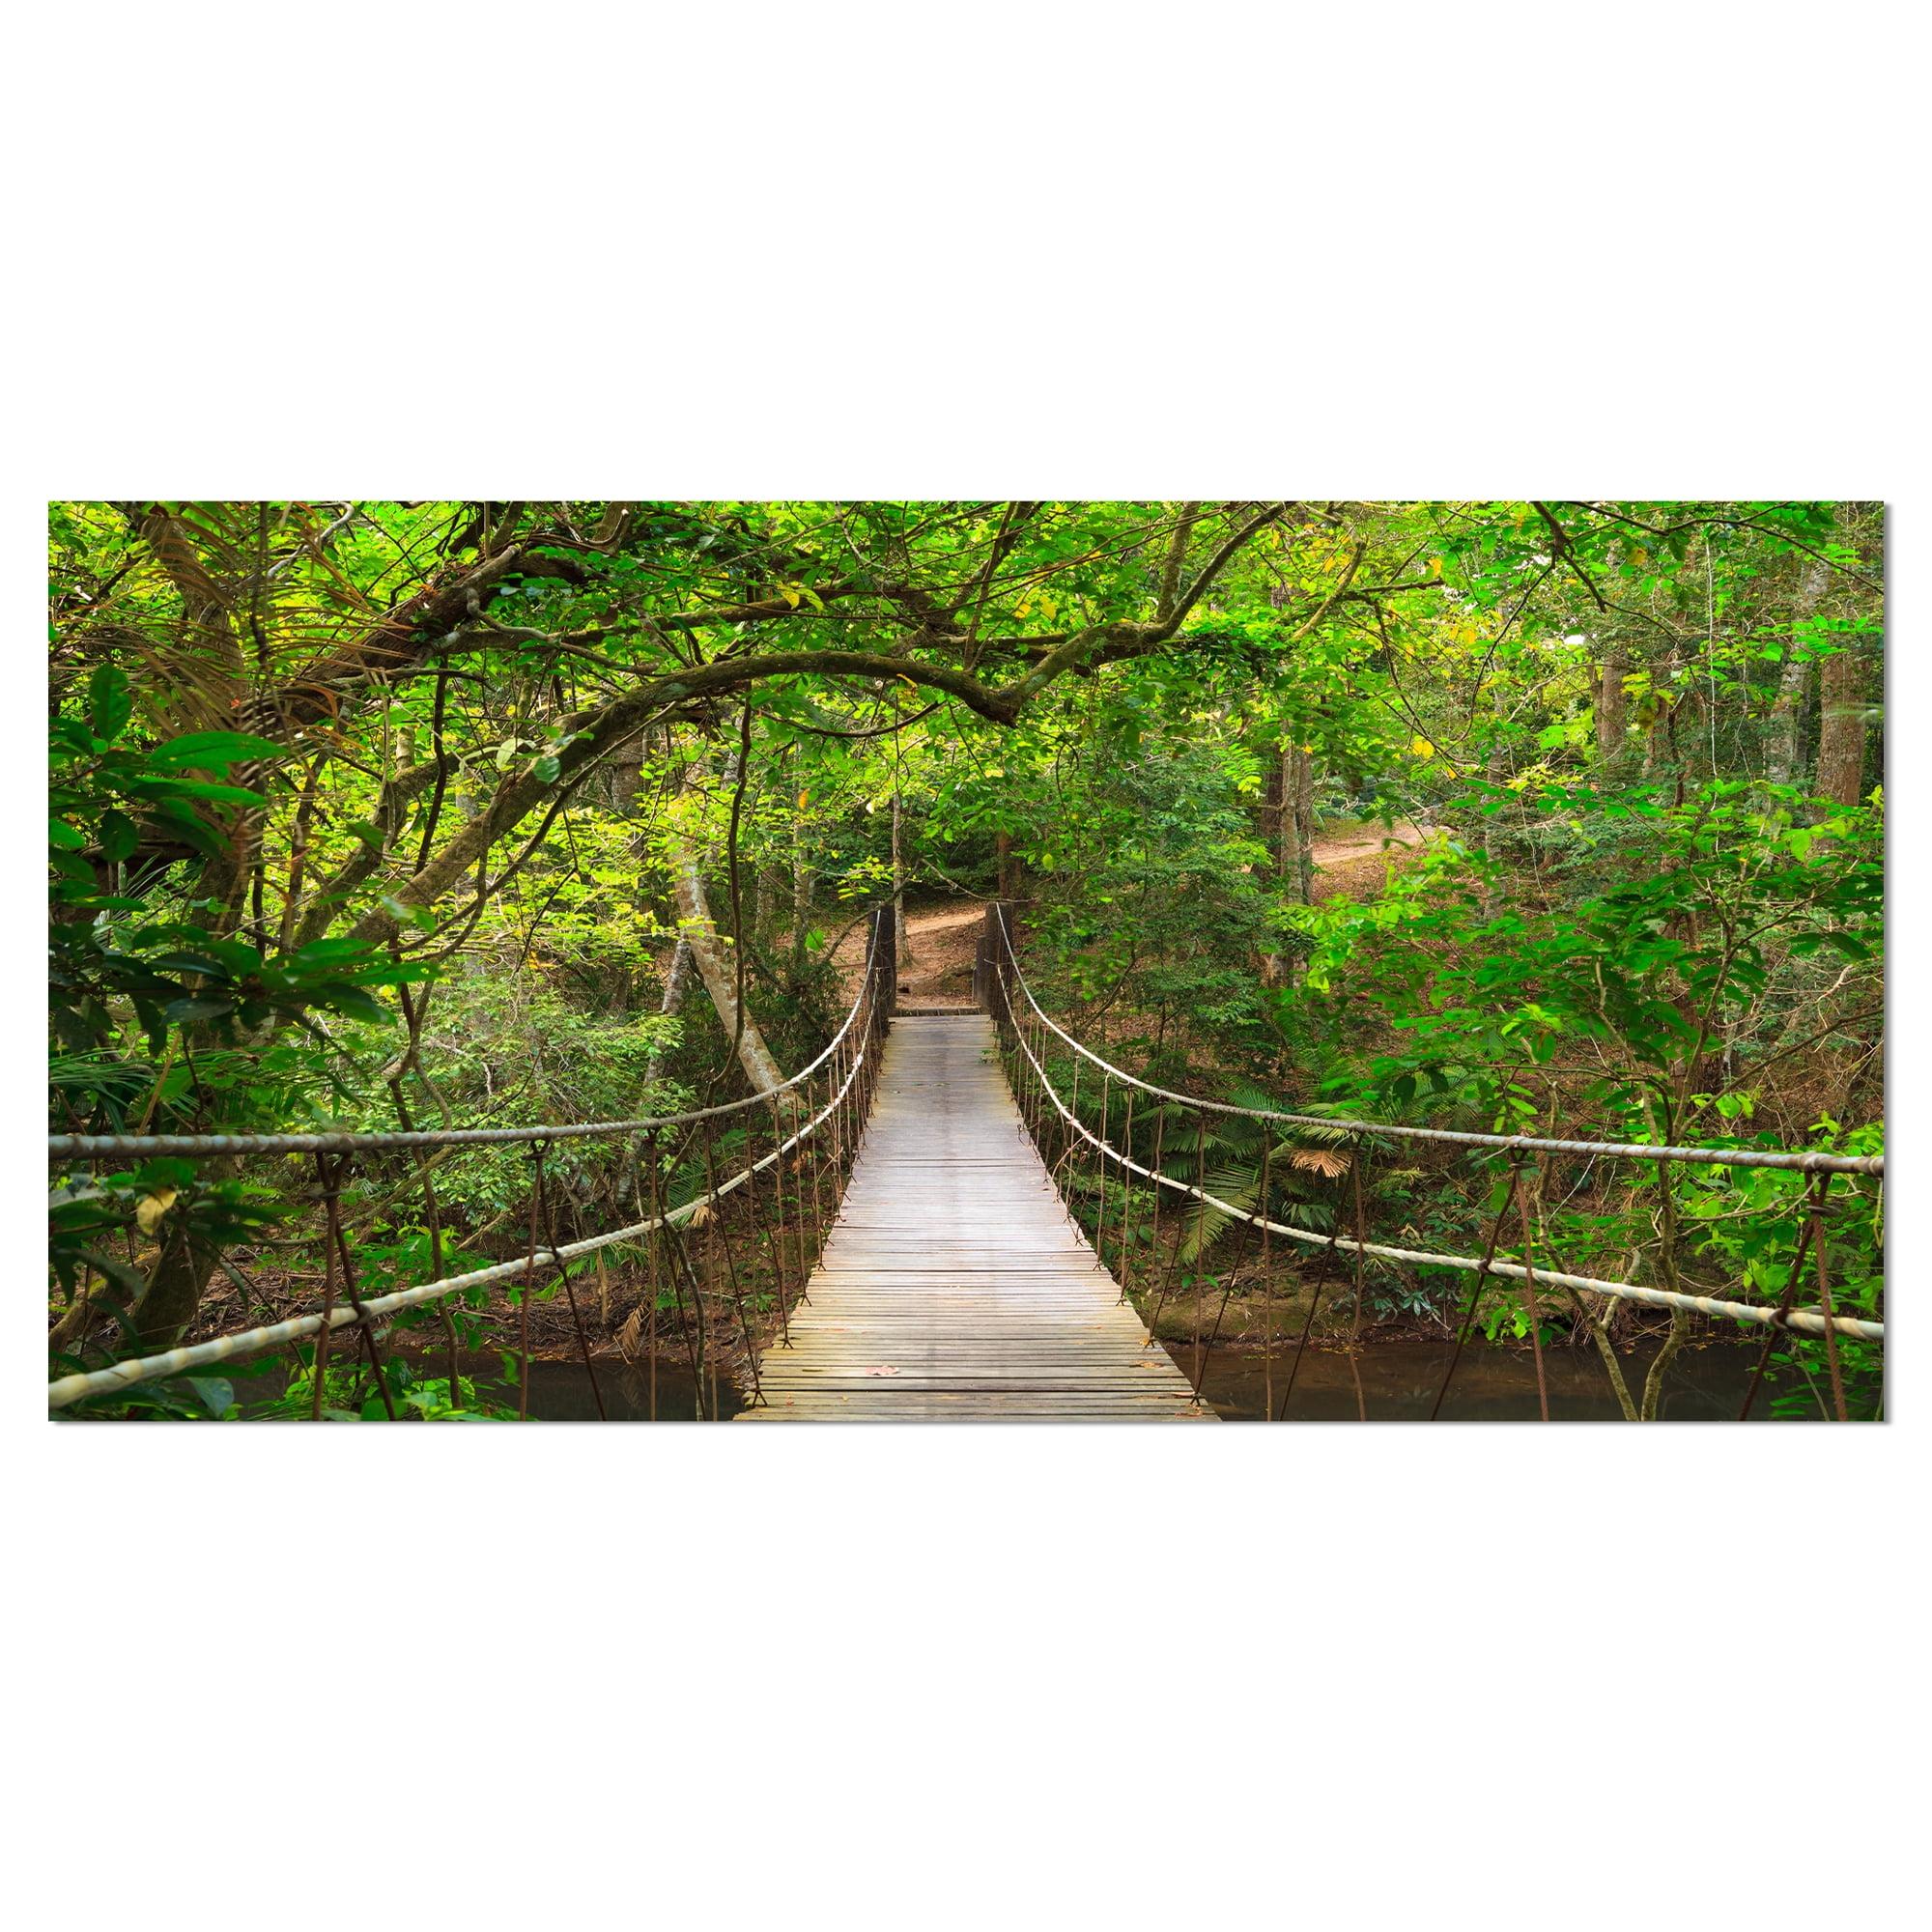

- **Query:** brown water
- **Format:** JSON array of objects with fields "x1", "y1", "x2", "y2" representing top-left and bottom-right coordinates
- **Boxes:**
[
  {"x1": 224, "y1": 1351, "x2": 739, "y2": 1421},
  {"x1": 242, "y1": 1339, "x2": 1785, "y2": 1424},
  {"x1": 514, "y1": 1337, "x2": 1785, "y2": 1422},
  {"x1": 516, "y1": 1355, "x2": 745, "y2": 1422},
  {"x1": 1187, "y1": 1337, "x2": 1790, "y2": 1422}
]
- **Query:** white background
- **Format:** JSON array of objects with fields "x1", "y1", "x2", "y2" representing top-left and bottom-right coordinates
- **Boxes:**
[{"x1": 4, "y1": 6, "x2": 1923, "y2": 1928}]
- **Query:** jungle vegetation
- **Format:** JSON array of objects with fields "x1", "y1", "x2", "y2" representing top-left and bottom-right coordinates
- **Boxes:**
[{"x1": 46, "y1": 499, "x2": 1885, "y2": 1417}]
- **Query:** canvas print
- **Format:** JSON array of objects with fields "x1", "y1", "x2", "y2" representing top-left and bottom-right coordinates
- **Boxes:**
[{"x1": 46, "y1": 501, "x2": 1885, "y2": 1421}]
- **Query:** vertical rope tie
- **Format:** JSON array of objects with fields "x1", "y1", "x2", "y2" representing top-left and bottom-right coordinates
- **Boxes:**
[
  {"x1": 1346, "y1": 1134, "x2": 1369, "y2": 1421},
  {"x1": 1810, "y1": 1175, "x2": 1851, "y2": 1423},
  {"x1": 765, "y1": 1095, "x2": 793, "y2": 1343},
  {"x1": 542, "y1": 1144, "x2": 605, "y2": 1421},
  {"x1": 1193, "y1": 1122, "x2": 1261, "y2": 1408},
  {"x1": 1144, "y1": 1107, "x2": 1168, "y2": 1348},
  {"x1": 644, "y1": 1130, "x2": 662, "y2": 1417},
  {"x1": 1260, "y1": 1139, "x2": 1274, "y2": 1422},
  {"x1": 1739, "y1": 1177, "x2": 1822, "y2": 1422},
  {"x1": 708, "y1": 1131, "x2": 763, "y2": 1409},
  {"x1": 1517, "y1": 1155, "x2": 1549, "y2": 1422},
  {"x1": 1430, "y1": 1154, "x2": 1528, "y2": 1422},
  {"x1": 519, "y1": 1140, "x2": 548, "y2": 1421}
]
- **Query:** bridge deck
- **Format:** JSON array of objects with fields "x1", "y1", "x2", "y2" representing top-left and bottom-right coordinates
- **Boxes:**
[{"x1": 740, "y1": 1013, "x2": 1208, "y2": 1421}]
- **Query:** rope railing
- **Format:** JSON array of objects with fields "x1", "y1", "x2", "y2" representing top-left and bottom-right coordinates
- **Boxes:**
[
  {"x1": 47, "y1": 907, "x2": 900, "y2": 1416},
  {"x1": 994, "y1": 925, "x2": 1881, "y2": 1177},
  {"x1": 46, "y1": 943, "x2": 883, "y2": 1160},
  {"x1": 978, "y1": 903, "x2": 1885, "y2": 1420}
]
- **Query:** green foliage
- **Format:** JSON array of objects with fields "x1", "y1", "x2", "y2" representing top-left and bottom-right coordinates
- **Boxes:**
[{"x1": 45, "y1": 500, "x2": 1884, "y2": 1412}]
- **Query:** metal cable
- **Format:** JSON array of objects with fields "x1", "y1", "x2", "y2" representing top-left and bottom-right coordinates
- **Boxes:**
[
  {"x1": 993, "y1": 917, "x2": 1882, "y2": 1177},
  {"x1": 48, "y1": 923, "x2": 885, "y2": 1160},
  {"x1": 1003, "y1": 1000, "x2": 1884, "y2": 1345},
  {"x1": 47, "y1": 1032, "x2": 874, "y2": 1410}
]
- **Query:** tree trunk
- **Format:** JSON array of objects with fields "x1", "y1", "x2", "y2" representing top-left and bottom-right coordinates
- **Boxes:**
[
  {"x1": 1260, "y1": 754, "x2": 1290, "y2": 986},
  {"x1": 1816, "y1": 649, "x2": 1867, "y2": 806},
  {"x1": 1815, "y1": 505, "x2": 1880, "y2": 807},
  {"x1": 635, "y1": 939, "x2": 693, "y2": 1103},
  {"x1": 1596, "y1": 643, "x2": 1628, "y2": 761},
  {"x1": 670, "y1": 852, "x2": 785, "y2": 1093},
  {"x1": 666, "y1": 760, "x2": 786, "y2": 1094},
  {"x1": 891, "y1": 789, "x2": 907, "y2": 969},
  {"x1": 1262, "y1": 753, "x2": 1285, "y2": 867},
  {"x1": 1293, "y1": 749, "x2": 1316, "y2": 901},
  {"x1": 995, "y1": 830, "x2": 1012, "y2": 901},
  {"x1": 790, "y1": 796, "x2": 813, "y2": 970},
  {"x1": 1768, "y1": 555, "x2": 1830, "y2": 787}
]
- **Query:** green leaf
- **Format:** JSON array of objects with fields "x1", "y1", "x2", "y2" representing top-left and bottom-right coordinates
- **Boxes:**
[
  {"x1": 142, "y1": 950, "x2": 231, "y2": 974},
  {"x1": 125, "y1": 776, "x2": 268, "y2": 805},
  {"x1": 48, "y1": 818, "x2": 88, "y2": 851},
  {"x1": 163, "y1": 996, "x2": 236, "y2": 1023},
  {"x1": 141, "y1": 799, "x2": 225, "y2": 856},
  {"x1": 186, "y1": 1377, "x2": 236, "y2": 1419},
  {"x1": 379, "y1": 895, "x2": 437, "y2": 934},
  {"x1": 145, "y1": 731, "x2": 283, "y2": 770},
  {"x1": 99, "y1": 810, "x2": 140, "y2": 863},
  {"x1": 72, "y1": 1245, "x2": 149, "y2": 1308},
  {"x1": 89, "y1": 665, "x2": 133, "y2": 745},
  {"x1": 291, "y1": 936, "x2": 378, "y2": 967},
  {"x1": 319, "y1": 984, "x2": 392, "y2": 1024}
]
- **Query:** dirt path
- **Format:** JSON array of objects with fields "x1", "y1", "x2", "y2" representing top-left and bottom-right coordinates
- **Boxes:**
[
  {"x1": 1307, "y1": 819, "x2": 1428, "y2": 868},
  {"x1": 832, "y1": 821, "x2": 1436, "y2": 1003},
  {"x1": 834, "y1": 900, "x2": 986, "y2": 1007}
]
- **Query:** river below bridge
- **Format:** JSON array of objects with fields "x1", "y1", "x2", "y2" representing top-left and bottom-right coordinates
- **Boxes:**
[{"x1": 415, "y1": 1335, "x2": 1789, "y2": 1422}]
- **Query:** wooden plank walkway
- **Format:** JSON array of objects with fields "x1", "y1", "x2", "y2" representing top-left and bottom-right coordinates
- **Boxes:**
[{"x1": 739, "y1": 1012, "x2": 1210, "y2": 1421}]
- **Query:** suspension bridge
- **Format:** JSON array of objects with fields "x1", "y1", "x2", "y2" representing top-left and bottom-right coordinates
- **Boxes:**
[
  {"x1": 46, "y1": 905, "x2": 1885, "y2": 1421},
  {"x1": 739, "y1": 1010, "x2": 1207, "y2": 1419}
]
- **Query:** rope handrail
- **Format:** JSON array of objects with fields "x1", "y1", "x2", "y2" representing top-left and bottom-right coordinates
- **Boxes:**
[
  {"x1": 1003, "y1": 1011, "x2": 1884, "y2": 1344},
  {"x1": 992, "y1": 914, "x2": 1884, "y2": 1178},
  {"x1": 48, "y1": 1001, "x2": 877, "y2": 1409},
  {"x1": 47, "y1": 919, "x2": 883, "y2": 1162}
]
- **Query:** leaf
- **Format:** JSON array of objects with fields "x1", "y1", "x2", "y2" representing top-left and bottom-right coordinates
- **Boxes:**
[
  {"x1": 71, "y1": 1245, "x2": 149, "y2": 1309},
  {"x1": 99, "y1": 809, "x2": 140, "y2": 863},
  {"x1": 163, "y1": 996, "x2": 236, "y2": 1024},
  {"x1": 89, "y1": 664, "x2": 133, "y2": 744},
  {"x1": 143, "y1": 950, "x2": 231, "y2": 974},
  {"x1": 318, "y1": 984, "x2": 391, "y2": 1024},
  {"x1": 135, "y1": 1187, "x2": 179, "y2": 1235},
  {"x1": 379, "y1": 895, "x2": 437, "y2": 934},
  {"x1": 145, "y1": 731, "x2": 283, "y2": 770},
  {"x1": 291, "y1": 935, "x2": 379, "y2": 967},
  {"x1": 124, "y1": 776, "x2": 267, "y2": 805},
  {"x1": 186, "y1": 1377, "x2": 235, "y2": 1418},
  {"x1": 1290, "y1": 1148, "x2": 1350, "y2": 1179},
  {"x1": 47, "y1": 818, "x2": 87, "y2": 851},
  {"x1": 495, "y1": 737, "x2": 523, "y2": 771},
  {"x1": 142, "y1": 798, "x2": 225, "y2": 856}
]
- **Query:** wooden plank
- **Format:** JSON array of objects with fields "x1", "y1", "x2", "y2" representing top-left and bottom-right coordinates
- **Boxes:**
[{"x1": 738, "y1": 1012, "x2": 1209, "y2": 1422}]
